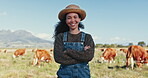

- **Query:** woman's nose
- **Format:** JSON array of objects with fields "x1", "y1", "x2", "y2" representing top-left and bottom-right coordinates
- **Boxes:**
[{"x1": 71, "y1": 18, "x2": 75, "y2": 22}]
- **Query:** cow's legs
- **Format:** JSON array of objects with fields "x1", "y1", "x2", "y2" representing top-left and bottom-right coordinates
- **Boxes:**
[
  {"x1": 126, "y1": 57, "x2": 130, "y2": 70},
  {"x1": 32, "y1": 54, "x2": 38, "y2": 66},
  {"x1": 37, "y1": 60, "x2": 41, "y2": 68},
  {"x1": 130, "y1": 57, "x2": 134, "y2": 69},
  {"x1": 32, "y1": 58, "x2": 38, "y2": 65}
]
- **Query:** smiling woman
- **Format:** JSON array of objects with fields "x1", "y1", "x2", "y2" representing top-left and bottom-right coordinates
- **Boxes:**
[{"x1": 53, "y1": 4, "x2": 95, "y2": 78}]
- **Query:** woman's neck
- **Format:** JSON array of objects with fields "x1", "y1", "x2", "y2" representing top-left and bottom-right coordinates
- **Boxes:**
[{"x1": 69, "y1": 29, "x2": 80, "y2": 34}]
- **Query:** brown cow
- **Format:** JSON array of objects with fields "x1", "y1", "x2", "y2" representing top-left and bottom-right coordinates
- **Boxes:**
[
  {"x1": 100, "y1": 48, "x2": 117, "y2": 63},
  {"x1": 32, "y1": 49, "x2": 52, "y2": 67},
  {"x1": 126, "y1": 45, "x2": 148, "y2": 69},
  {"x1": 120, "y1": 48, "x2": 128, "y2": 53},
  {"x1": 13, "y1": 49, "x2": 26, "y2": 58}
]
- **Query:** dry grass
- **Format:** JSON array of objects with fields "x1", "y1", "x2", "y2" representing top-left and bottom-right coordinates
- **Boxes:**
[
  {"x1": 0, "y1": 48, "x2": 148, "y2": 78},
  {"x1": 0, "y1": 48, "x2": 58, "y2": 78}
]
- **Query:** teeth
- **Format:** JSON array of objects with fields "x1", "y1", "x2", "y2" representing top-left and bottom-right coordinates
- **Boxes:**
[{"x1": 71, "y1": 24, "x2": 75, "y2": 25}]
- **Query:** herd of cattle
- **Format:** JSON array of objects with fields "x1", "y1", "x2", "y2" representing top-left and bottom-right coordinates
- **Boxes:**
[
  {"x1": 99, "y1": 45, "x2": 148, "y2": 69},
  {"x1": 0, "y1": 48, "x2": 53, "y2": 68},
  {"x1": 0, "y1": 45, "x2": 148, "y2": 70}
]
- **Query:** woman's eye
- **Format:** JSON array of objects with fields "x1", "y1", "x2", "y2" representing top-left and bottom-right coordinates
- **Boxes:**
[
  {"x1": 74, "y1": 16, "x2": 78, "y2": 19},
  {"x1": 67, "y1": 17, "x2": 71, "y2": 19}
]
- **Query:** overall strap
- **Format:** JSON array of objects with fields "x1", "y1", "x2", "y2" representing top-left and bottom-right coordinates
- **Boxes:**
[
  {"x1": 81, "y1": 32, "x2": 86, "y2": 42},
  {"x1": 63, "y1": 32, "x2": 67, "y2": 41}
]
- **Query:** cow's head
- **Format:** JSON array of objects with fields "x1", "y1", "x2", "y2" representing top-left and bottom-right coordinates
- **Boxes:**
[{"x1": 12, "y1": 54, "x2": 17, "y2": 58}]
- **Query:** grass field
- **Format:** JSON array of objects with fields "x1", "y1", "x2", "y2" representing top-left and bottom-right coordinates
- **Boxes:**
[{"x1": 0, "y1": 48, "x2": 148, "y2": 78}]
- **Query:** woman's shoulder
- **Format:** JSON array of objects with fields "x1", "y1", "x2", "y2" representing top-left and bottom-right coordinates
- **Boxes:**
[
  {"x1": 82, "y1": 32, "x2": 92, "y2": 37},
  {"x1": 57, "y1": 32, "x2": 64, "y2": 36},
  {"x1": 56, "y1": 32, "x2": 64, "y2": 39}
]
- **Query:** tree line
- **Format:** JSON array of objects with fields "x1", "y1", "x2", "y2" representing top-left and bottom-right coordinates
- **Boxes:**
[{"x1": 95, "y1": 41, "x2": 148, "y2": 48}]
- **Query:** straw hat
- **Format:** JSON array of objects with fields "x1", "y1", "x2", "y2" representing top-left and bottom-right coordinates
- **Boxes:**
[{"x1": 58, "y1": 4, "x2": 86, "y2": 21}]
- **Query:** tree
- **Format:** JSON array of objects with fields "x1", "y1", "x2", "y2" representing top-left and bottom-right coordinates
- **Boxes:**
[
  {"x1": 110, "y1": 44, "x2": 117, "y2": 48},
  {"x1": 128, "y1": 43, "x2": 133, "y2": 46},
  {"x1": 95, "y1": 44, "x2": 104, "y2": 48},
  {"x1": 138, "y1": 41, "x2": 146, "y2": 47}
]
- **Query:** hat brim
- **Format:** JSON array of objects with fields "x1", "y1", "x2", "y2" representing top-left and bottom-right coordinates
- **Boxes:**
[{"x1": 58, "y1": 8, "x2": 86, "y2": 21}]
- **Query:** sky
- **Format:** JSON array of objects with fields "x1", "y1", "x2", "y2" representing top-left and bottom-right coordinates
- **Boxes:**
[{"x1": 0, "y1": 0, "x2": 148, "y2": 45}]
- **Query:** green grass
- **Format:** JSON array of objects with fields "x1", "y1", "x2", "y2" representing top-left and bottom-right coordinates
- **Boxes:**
[{"x1": 0, "y1": 48, "x2": 148, "y2": 78}]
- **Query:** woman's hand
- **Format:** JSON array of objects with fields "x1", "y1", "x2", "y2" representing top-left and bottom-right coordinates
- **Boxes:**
[{"x1": 84, "y1": 45, "x2": 90, "y2": 51}]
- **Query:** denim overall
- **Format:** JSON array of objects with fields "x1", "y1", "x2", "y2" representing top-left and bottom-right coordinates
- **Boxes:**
[{"x1": 57, "y1": 32, "x2": 90, "y2": 78}]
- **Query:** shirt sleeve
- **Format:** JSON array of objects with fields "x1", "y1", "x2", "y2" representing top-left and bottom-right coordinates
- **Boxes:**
[{"x1": 64, "y1": 34, "x2": 95, "y2": 62}]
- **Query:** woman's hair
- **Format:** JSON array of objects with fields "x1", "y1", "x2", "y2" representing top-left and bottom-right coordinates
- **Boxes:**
[{"x1": 53, "y1": 14, "x2": 84, "y2": 38}]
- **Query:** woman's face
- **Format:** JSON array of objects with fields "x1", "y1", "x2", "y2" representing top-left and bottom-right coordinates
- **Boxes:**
[{"x1": 66, "y1": 13, "x2": 81, "y2": 30}]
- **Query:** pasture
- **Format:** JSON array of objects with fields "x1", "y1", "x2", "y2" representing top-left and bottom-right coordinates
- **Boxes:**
[{"x1": 0, "y1": 48, "x2": 148, "y2": 78}]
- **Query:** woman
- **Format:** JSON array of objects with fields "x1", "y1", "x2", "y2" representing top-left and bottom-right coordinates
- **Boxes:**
[{"x1": 53, "y1": 4, "x2": 95, "y2": 78}]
